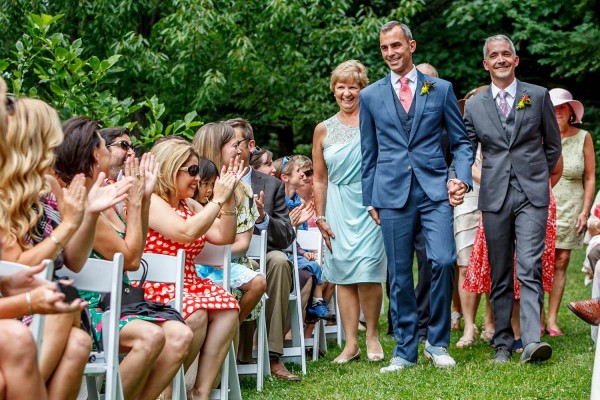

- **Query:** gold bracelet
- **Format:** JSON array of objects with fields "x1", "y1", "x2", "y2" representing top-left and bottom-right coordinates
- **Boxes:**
[
  {"x1": 220, "y1": 208, "x2": 237, "y2": 216},
  {"x1": 209, "y1": 200, "x2": 223, "y2": 209},
  {"x1": 25, "y1": 292, "x2": 34, "y2": 314}
]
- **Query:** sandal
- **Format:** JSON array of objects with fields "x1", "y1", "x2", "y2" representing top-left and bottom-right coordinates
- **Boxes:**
[
  {"x1": 456, "y1": 336, "x2": 476, "y2": 348},
  {"x1": 451, "y1": 311, "x2": 462, "y2": 330},
  {"x1": 480, "y1": 330, "x2": 494, "y2": 343}
]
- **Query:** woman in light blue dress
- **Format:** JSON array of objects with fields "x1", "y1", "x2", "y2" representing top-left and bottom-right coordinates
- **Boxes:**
[{"x1": 313, "y1": 60, "x2": 387, "y2": 364}]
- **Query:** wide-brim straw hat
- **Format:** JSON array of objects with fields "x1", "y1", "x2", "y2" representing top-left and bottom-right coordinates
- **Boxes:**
[
  {"x1": 549, "y1": 88, "x2": 584, "y2": 124},
  {"x1": 458, "y1": 85, "x2": 490, "y2": 116}
]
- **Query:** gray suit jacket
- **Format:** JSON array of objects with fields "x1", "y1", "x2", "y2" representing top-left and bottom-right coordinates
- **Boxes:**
[
  {"x1": 250, "y1": 170, "x2": 295, "y2": 252},
  {"x1": 463, "y1": 80, "x2": 561, "y2": 212}
]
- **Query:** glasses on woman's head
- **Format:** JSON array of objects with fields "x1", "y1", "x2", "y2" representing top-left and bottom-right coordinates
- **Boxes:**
[
  {"x1": 106, "y1": 140, "x2": 135, "y2": 152},
  {"x1": 179, "y1": 164, "x2": 200, "y2": 177}
]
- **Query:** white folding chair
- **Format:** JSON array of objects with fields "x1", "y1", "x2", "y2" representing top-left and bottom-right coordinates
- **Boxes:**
[
  {"x1": 296, "y1": 230, "x2": 327, "y2": 360},
  {"x1": 238, "y1": 230, "x2": 270, "y2": 391},
  {"x1": 61, "y1": 254, "x2": 125, "y2": 400},
  {"x1": 284, "y1": 233, "x2": 307, "y2": 374},
  {"x1": 127, "y1": 250, "x2": 186, "y2": 400},
  {"x1": 194, "y1": 243, "x2": 241, "y2": 400},
  {"x1": 0, "y1": 259, "x2": 54, "y2": 356}
]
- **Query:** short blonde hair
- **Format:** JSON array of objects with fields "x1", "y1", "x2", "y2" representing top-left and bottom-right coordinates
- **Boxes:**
[
  {"x1": 151, "y1": 139, "x2": 199, "y2": 202},
  {"x1": 330, "y1": 60, "x2": 368, "y2": 92}
]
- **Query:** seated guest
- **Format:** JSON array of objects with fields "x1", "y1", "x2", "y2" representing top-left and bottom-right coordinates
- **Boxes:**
[
  {"x1": 144, "y1": 139, "x2": 242, "y2": 399},
  {"x1": 0, "y1": 260, "x2": 88, "y2": 400},
  {"x1": 0, "y1": 78, "x2": 130, "y2": 400},
  {"x1": 191, "y1": 152, "x2": 266, "y2": 324},
  {"x1": 223, "y1": 118, "x2": 300, "y2": 381},
  {"x1": 54, "y1": 117, "x2": 193, "y2": 400},
  {"x1": 99, "y1": 127, "x2": 136, "y2": 182},
  {"x1": 250, "y1": 147, "x2": 276, "y2": 176}
]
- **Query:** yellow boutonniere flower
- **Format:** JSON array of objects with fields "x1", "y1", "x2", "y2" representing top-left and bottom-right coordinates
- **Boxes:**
[
  {"x1": 516, "y1": 94, "x2": 532, "y2": 110},
  {"x1": 420, "y1": 81, "x2": 435, "y2": 96}
]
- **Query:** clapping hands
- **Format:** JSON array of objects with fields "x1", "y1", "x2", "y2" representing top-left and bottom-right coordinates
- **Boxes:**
[
  {"x1": 213, "y1": 156, "x2": 249, "y2": 203},
  {"x1": 289, "y1": 200, "x2": 314, "y2": 228}
]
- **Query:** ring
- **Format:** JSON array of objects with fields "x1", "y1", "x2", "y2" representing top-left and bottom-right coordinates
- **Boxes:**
[{"x1": 135, "y1": 173, "x2": 141, "y2": 180}]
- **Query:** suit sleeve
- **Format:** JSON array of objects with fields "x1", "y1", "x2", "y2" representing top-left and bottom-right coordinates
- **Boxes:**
[
  {"x1": 266, "y1": 179, "x2": 295, "y2": 250},
  {"x1": 443, "y1": 83, "x2": 473, "y2": 188},
  {"x1": 463, "y1": 99, "x2": 479, "y2": 158},
  {"x1": 540, "y1": 89, "x2": 562, "y2": 172},
  {"x1": 359, "y1": 91, "x2": 378, "y2": 207}
]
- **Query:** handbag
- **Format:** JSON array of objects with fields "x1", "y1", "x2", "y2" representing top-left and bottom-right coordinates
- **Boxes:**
[{"x1": 99, "y1": 259, "x2": 148, "y2": 311}]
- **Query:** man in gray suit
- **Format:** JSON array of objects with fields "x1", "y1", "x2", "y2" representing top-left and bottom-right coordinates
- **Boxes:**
[{"x1": 463, "y1": 34, "x2": 561, "y2": 363}]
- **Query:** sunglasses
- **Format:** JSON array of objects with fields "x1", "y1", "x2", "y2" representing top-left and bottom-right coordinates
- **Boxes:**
[
  {"x1": 303, "y1": 169, "x2": 313, "y2": 177},
  {"x1": 106, "y1": 140, "x2": 135, "y2": 152},
  {"x1": 179, "y1": 164, "x2": 200, "y2": 177}
]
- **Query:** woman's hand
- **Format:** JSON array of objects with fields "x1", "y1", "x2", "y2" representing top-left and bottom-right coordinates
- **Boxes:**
[
  {"x1": 213, "y1": 156, "x2": 248, "y2": 203},
  {"x1": 30, "y1": 280, "x2": 87, "y2": 314},
  {"x1": 140, "y1": 153, "x2": 159, "y2": 199},
  {"x1": 289, "y1": 201, "x2": 314, "y2": 228},
  {"x1": 86, "y1": 172, "x2": 133, "y2": 213},
  {"x1": 576, "y1": 212, "x2": 588, "y2": 236},
  {"x1": 61, "y1": 174, "x2": 87, "y2": 228},
  {"x1": 0, "y1": 262, "x2": 47, "y2": 296},
  {"x1": 123, "y1": 156, "x2": 144, "y2": 206},
  {"x1": 316, "y1": 219, "x2": 336, "y2": 252}
]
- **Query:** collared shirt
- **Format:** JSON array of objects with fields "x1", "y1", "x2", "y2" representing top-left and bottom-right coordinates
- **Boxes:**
[
  {"x1": 491, "y1": 79, "x2": 517, "y2": 111},
  {"x1": 243, "y1": 168, "x2": 270, "y2": 230},
  {"x1": 391, "y1": 65, "x2": 418, "y2": 100}
]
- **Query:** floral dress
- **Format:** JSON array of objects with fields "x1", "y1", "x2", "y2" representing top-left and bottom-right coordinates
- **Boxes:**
[
  {"x1": 78, "y1": 213, "x2": 165, "y2": 343},
  {"x1": 464, "y1": 190, "x2": 556, "y2": 299},
  {"x1": 143, "y1": 200, "x2": 239, "y2": 319}
]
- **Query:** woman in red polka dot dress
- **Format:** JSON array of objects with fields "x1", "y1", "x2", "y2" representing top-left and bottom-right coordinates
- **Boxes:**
[{"x1": 145, "y1": 139, "x2": 245, "y2": 400}]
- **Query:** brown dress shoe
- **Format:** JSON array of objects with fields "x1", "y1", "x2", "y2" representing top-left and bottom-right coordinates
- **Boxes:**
[
  {"x1": 270, "y1": 360, "x2": 300, "y2": 382},
  {"x1": 568, "y1": 298, "x2": 600, "y2": 326}
]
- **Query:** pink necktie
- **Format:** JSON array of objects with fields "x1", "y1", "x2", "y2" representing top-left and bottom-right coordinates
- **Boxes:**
[
  {"x1": 498, "y1": 90, "x2": 510, "y2": 118},
  {"x1": 399, "y1": 76, "x2": 413, "y2": 113}
]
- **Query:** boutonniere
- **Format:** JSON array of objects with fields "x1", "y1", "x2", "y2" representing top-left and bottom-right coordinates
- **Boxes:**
[
  {"x1": 516, "y1": 94, "x2": 532, "y2": 110},
  {"x1": 420, "y1": 81, "x2": 435, "y2": 96}
]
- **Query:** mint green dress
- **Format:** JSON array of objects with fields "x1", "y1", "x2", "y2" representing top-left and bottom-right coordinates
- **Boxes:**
[{"x1": 321, "y1": 115, "x2": 386, "y2": 284}]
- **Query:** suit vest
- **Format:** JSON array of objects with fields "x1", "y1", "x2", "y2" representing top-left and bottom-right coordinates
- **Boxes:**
[
  {"x1": 497, "y1": 101, "x2": 522, "y2": 192},
  {"x1": 391, "y1": 81, "x2": 416, "y2": 140}
]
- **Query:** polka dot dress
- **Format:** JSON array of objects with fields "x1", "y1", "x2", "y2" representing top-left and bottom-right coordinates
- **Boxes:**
[{"x1": 142, "y1": 201, "x2": 239, "y2": 319}]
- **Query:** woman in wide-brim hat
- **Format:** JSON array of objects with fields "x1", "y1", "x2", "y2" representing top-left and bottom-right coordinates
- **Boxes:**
[{"x1": 546, "y1": 88, "x2": 595, "y2": 336}]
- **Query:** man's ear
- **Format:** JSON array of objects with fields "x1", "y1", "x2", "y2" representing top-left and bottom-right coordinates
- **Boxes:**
[{"x1": 248, "y1": 139, "x2": 256, "y2": 153}]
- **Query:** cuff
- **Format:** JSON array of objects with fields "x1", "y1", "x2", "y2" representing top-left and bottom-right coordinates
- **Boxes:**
[{"x1": 254, "y1": 213, "x2": 270, "y2": 231}]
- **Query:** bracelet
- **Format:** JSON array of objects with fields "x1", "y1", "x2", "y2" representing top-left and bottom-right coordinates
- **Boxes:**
[
  {"x1": 25, "y1": 292, "x2": 33, "y2": 314},
  {"x1": 209, "y1": 200, "x2": 223, "y2": 209},
  {"x1": 50, "y1": 234, "x2": 63, "y2": 248},
  {"x1": 220, "y1": 208, "x2": 237, "y2": 216},
  {"x1": 314, "y1": 216, "x2": 327, "y2": 223}
]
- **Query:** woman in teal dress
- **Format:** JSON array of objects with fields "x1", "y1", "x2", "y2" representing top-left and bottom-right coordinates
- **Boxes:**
[
  {"x1": 313, "y1": 60, "x2": 387, "y2": 364},
  {"x1": 54, "y1": 117, "x2": 193, "y2": 400}
]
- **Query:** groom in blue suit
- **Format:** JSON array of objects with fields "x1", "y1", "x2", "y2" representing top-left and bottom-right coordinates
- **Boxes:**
[{"x1": 360, "y1": 21, "x2": 473, "y2": 372}]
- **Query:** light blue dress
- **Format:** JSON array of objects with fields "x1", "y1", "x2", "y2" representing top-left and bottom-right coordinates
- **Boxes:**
[{"x1": 321, "y1": 115, "x2": 386, "y2": 284}]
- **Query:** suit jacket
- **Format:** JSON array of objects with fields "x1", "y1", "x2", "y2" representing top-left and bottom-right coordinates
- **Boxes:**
[
  {"x1": 250, "y1": 170, "x2": 295, "y2": 252},
  {"x1": 360, "y1": 70, "x2": 473, "y2": 208},
  {"x1": 463, "y1": 80, "x2": 561, "y2": 212}
]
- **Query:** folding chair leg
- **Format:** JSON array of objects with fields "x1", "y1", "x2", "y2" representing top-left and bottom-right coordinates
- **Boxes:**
[
  {"x1": 172, "y1": 365, "x2": 186, "y2": 400},
  {"x1": 85, "y1": 376, "x2": 100, "y2": 400}
]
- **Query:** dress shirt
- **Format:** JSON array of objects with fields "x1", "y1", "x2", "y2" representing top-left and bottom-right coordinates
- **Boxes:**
[
  {"x1": 391, "y1": 65, "x2": 418, "y2": 100},
  {"x1": 491, "y1": 79, "x2": 517, "y2": 110}
]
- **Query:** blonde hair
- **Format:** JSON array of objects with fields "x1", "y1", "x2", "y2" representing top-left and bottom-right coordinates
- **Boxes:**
[
  {"x1": 330, "y1": 60, "x2": 369, "y2": 92},
  {"x1": 192, "y1": 122, "x2": 249, "y2": 207},
  {"x1": 150, "y1": 139, "x2": 199, "y2": 203},
  {"x1": 0, "y1": 77, "x2": 64, "y2": 247}
]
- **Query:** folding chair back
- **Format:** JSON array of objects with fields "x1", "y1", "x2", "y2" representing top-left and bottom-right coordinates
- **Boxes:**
[
  {"x1": 0, "y1": 259, "x2": 54, "y2": 356},
  {"x1": 238, "y1": 230, "x2": 270, "y2": 391},
  {"x1": 60, "y1": 254, "x2": 124, "y2": 400},
  {"x1": 285, "y1": 232, "x2": 307, "y2": 374},
  {"x1": 127, "y1": 249, "x2": 186, "y2": 400},
  {"x1": 194, "y1": 244, "x2": 241, "y2": 400}
]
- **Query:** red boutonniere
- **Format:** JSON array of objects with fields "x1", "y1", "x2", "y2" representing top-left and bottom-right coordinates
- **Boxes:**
[{"x1": 516, "y1": 94, "x2": 532, "y2": 110}]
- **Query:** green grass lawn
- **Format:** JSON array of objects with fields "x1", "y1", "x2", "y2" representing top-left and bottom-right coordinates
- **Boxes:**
[{"x1": 240, "y1": 247, "x2": 595, "y2": 399}]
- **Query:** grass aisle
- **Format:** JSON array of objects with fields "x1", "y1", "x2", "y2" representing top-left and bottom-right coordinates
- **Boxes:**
[{"x1": 240, "y1": 248, "x2": 594, "y2": 399}]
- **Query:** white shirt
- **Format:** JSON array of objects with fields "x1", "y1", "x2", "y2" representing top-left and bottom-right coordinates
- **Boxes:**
[
  {"x1": 391, "y1": 65, "x2": 418, "y2": 100},
  {"x1": 491, "y1": 79, "x2": 517, "y2": 110}
]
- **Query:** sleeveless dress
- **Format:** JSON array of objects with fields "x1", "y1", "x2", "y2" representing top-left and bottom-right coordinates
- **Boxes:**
[
  {"x1": 78, "y1": 212, "x2": 167, "y2": 343},
  {"x1": 142, "y1": 200, "x2": 239, "y2": 319},
  {"x1": 554, "y1": 129, "x2": 588, "y2": 249},
  {"x1": 463, "y1": 189, "x2": 556, "y2": 299},
  {"x1": 321, "y1": 114, "x2": 386, "y2": 284}
]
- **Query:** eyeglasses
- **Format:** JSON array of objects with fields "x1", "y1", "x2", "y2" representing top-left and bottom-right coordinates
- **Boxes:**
[
  {"x1": 231, "y1": 139, "x2": 249, "y2": 149},
  {"x1": 106, "y1": 140, "x2": 135, "y2": 152},
  {"x1": 179, "y1": 164, "x2": 200, "y2": 177},
  {"x1": 303, "y1": 169, "x2": 313, "y2": 177}
]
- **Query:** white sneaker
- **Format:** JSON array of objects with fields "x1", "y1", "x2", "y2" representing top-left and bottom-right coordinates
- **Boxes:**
[
  {"x1": 379, "y1": 357, "x2": 416, "y2": 373},
  {"x1": 424, "y1": 341, "x2": 456, "y2": 368}
]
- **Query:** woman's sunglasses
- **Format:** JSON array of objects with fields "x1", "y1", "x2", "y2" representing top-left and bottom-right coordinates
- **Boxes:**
[
  {"x1": 106, "y1": 140, "x2": 135, "y2": 152},
  {"x1": 179, "y1": 164, "x2": 200, "y2": 177}
]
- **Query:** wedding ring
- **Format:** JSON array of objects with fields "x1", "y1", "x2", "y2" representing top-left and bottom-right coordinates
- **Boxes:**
[{"x1": 135, "y1": 173, "x2": 141, "y2": 180}]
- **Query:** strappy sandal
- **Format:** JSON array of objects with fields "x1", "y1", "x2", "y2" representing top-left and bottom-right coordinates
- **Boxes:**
[
  {"x1": 451, "y1": 311, "x2": 462, "y2": 330},
  {"x1": 456, "y1": 336, "x2": 476, "y2": 348},
  {"x1": 480, "y1": 330, "x2": 494, "y2": 342}
]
